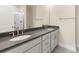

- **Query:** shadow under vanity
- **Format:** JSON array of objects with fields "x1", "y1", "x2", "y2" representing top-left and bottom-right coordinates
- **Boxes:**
[{"x1": 0, "y1": 26, "x2": 59, "y2": 53}]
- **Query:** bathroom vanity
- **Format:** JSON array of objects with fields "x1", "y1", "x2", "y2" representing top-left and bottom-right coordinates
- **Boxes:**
[{"x1": 0, "y1": 26, "x2": 59, "y2": 53}]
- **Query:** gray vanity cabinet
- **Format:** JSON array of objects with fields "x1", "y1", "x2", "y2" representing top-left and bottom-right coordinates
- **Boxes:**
[
  {"x1": 50, "y1": 30, "x2": 59, "y2": 52},
  {"x1": 3, "y1": 29, "x2": 59, "y2": 53},
  {"x1": 42, "y1": 34, "x2": 51, "y2": 53}
]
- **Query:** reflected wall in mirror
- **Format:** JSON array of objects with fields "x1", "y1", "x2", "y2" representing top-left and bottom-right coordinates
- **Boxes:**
[
  {"x1": 0, "y1": 5, "x2": 27, "y2": 33},
  {"x1": 0, "y1": 5, "x2": 53, "y2": 33},
  {"x1": 0, "y1": 6, "x2": 15, "y2": 33}
]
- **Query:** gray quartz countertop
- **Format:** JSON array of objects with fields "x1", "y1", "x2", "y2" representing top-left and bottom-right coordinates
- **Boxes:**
[{"x1": 0, "y1": 27, "x2": 59, "y2": 52}]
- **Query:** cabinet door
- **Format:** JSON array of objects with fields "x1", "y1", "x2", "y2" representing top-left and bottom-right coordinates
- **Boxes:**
[
  {"x1": 43, "y1": 39, "x2": 50, "y2": 53},
  {"x1": 25, "y1": 43, "x2": 41, "y2": 53},
  {"x1": 51, "y1": 30, "x2": 59, "y2": 51},
  {"x1": 42, "y1": 33, "x2": 51, "y2": 53}
]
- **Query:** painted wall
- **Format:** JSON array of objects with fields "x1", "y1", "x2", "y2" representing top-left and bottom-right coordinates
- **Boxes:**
[{"x1": 50, "y1": 5, "x2": 76, "y2": 52}]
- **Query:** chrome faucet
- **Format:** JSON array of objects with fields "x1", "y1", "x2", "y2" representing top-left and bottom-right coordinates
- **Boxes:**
[
  {"x1": 10, "y1": 26, "x2": 16, "y2": 37},
  {"x1": 11, "y1": 26, "x2": 19, "y2": 36}
]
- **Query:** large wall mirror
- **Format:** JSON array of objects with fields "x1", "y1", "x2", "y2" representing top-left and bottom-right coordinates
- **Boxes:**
[{"x1": 0, "y1": 5, "x2": 50, "y2": 33}]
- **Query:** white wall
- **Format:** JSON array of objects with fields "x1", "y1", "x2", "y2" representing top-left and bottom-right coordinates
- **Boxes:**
[
  {"x1": 0, "y1": 6, "x2": 15, "y2": 33},
  {"x1": 51, "y1": 5, "x2": 76, "y2": 52}
]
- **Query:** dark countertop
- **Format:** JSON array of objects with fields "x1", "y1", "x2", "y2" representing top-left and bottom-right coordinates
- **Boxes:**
[{"x1": 0, "y1": 26, "x2": 59, "y2": 52}]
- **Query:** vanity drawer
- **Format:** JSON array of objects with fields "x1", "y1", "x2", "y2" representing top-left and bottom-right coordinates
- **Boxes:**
[{"x1": 25, "y1": 43, "x2": 41, "y2": 53}]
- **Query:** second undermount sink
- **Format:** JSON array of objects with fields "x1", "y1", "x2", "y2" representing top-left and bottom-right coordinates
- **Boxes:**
[{"x1": 10, "y1": 35, "x2": 31, "y2": 41}]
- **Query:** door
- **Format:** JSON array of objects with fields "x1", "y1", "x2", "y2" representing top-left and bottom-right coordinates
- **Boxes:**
[
  {"x1": 53, "y1": 5, "x2": 76, "y2": 51},
  {"x1": 59, "y1": 18, "x2": 75, "y2": 51}
]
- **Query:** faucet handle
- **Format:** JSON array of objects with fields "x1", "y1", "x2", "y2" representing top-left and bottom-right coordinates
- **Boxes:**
[{"x1": 16, "y1": 27, "x2": 19, "y2": 36}]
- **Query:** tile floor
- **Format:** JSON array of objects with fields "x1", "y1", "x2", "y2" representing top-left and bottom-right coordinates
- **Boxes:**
[{"x1": 52, "y1": 46, "x2": 75, "y2": 53}]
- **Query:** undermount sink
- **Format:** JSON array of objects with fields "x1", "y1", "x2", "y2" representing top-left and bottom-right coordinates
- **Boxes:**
[{"x1": 10, "y1": 35, "x2": 31, "y2": 41}]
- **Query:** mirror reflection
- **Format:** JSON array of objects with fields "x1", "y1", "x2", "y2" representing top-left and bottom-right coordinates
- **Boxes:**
[{"x1": 0, "y1": 5, "x2": 51, "y2": 33}]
